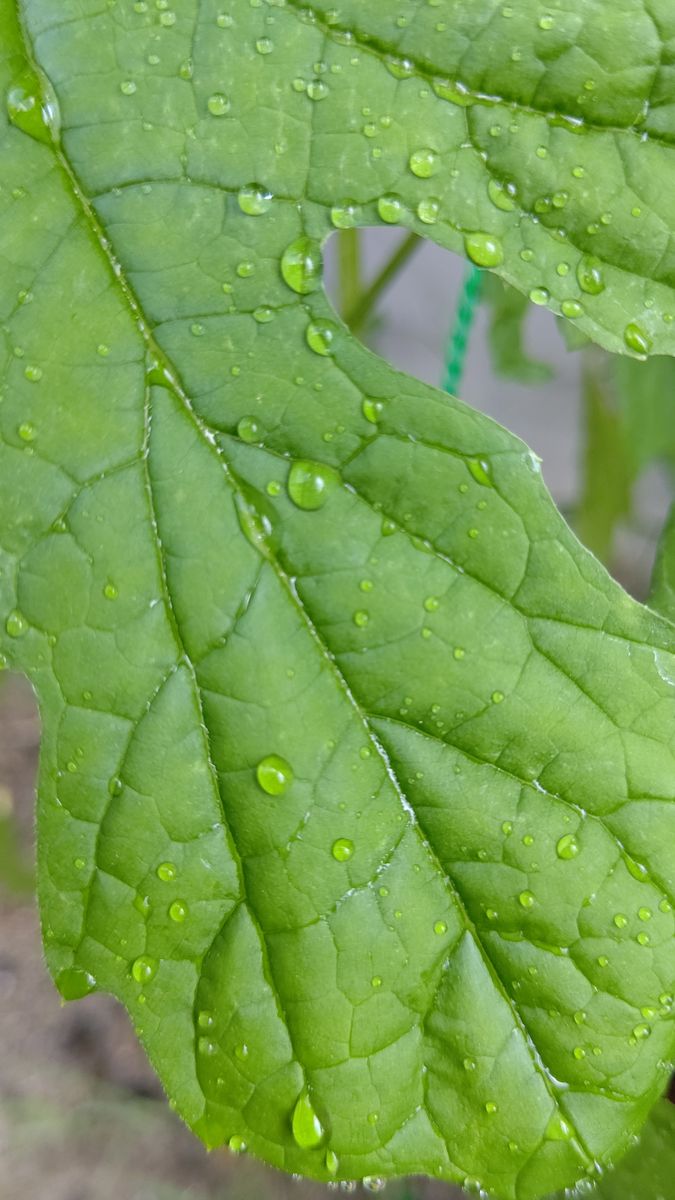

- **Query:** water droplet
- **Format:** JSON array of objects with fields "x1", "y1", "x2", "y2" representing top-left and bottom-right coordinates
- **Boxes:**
[
  {"x1": 287, "y1": 460, "x2": 340, "y2": 514},
  {"x1": 207, "y1": 91, "x2": 228, "y2": 115},
  {"x1": 371, "y1": 975, "x2": 382, "y2": 988},
  {"x1": 229, "y1": 1134, "x2": 247, "y2": 1153},
  {"x1": 377, "y1": 194, "x2": 406, "y2": 224},
  {"x1": 638, "y1": 907, "x2": 652, "y2": 922},
  {"x1": 577, "y1": 256, "x2": 605, "y2": 295},
  {"x1": 18, "y1": 422, "x2": 36, "y2": 442},
  {"x1": 56, "y1": 967, "x2": 97, "y2": 1001},
  {"x1": 353, "y1": 610, "x2": 369, "y2": 628},
  {"x1": 624, "y1": 322, "x2": 652, "y2": 356},
  {"x1": 253, "y1": 305, "x2": 274, "y2": 324},
  {"x1": 556, "y1": 834, "x2": 580, "y2": 860},
  {"x1": 6, "y1": 67, "x2": 60, "y2": 145},
  {"x1": 632, "y1": 1023, "x2": 651, "y2": 1040},
  {"x1": 485, "y1": 1101, "x2": 498, "y2": 1115},
  {"x1": 332, "y1": 838, "x2": 354, "y2": 862},
  {"x1": 636, "y1": 931, "x2": 650, "y2": 946},
  {"x1": 120, "y1": 80, "x2": 137, "y2": 95},
  {"x1": 331, "y1": 202, "x2": 357, "y2": 229},
  {"x1": 256, "y1": 36, "x2": 273, "y2": 54},
  {"x1": 409, "y1": 147, "x2": 439, "y2": 178},
  {"x1": 256, "y1": 754, "x2": 293, "y2": 795},
  {"x1": 465, "y1": 232, "x2": 504, "y2": 268},
  {"x1": 198, "y1": 1010, "x2": 214, "y2": 1030},
  {"x1": 238, "y1": 183, "x2": 272, "y2": 216},
  {"x1": 157, "y1": 861, "x2": 177, "y2": 882},
  {"x1": 529, "y1": 288, "x2": 550, "y2": 306},
  {"x1": 487, "y1": 179, "x2": 516, "y2": 211},
  {"x1": 237, "y1": 416, "x2": 262, "y2": 443},
  {"x1": 362, "y1": 397, "x2": 383, "y2": 423},
  {"x1": 539, "y1": 14, "x2": 554, "y2": 29},
  {"x1": 597, "y1": 955, "x2": 609, "y2": 967},
  {"x1": 5, "y1": 610, "x2": 27, "y2": 638},
  {"x1": 363, "y1": 1179, "x2": 386, "y2": 1194},
  {"x1": 573, "y1": 1045, "x2": 586, "y2": 1060},
  {"x1": 385, "y1": 55, "x2": 414, "y2": 79},
  {"x1": 306, "y1": 318, "x2": 338, "y2": 356},
  {"x1": 326, "y1": 1149, "x2": 339, "y2": 1175},
  {"x1": 561, "y1": 300, "x2": 583, "y2": 319},
  {"x1": 307, "y1": 79, "x2": 328, "y2": 101},
  {"x1": 281, "y1": 237, "x2": 322, "y2": 294},
  {"x1": 491, "y1": 690, "x2": 504, "y2": 704},
  {"x1": 132, "y1": 955, "x2": 158, "y2": 984},
  {"x1": 159, "y1": 10, "x2": 176, "y2": 26},
  {"x1": 518, "y1": 890, "x2": 535, "y2": 909},
  {"x1": 103, "y1": 582, "x2": 118, "y2": 600},
  {"x1": 199, "y1": 1037, "x2": 217, "y2": 1056},
  {"x1": 417, "y1": 198, "x2": 440, "y2": 224},
  {"x1": 433, "y1": 919, "x2": 448, "y2": 935},
  {"x1": 292, "y1": 1092, "x2": 325, "y2": 1149},
  {"x1": 235, "y1": 1041, "x2": 249, "y2": 1060},
  {"x1": 169, "y1": 900, "x2": 188, "y2": 923},
  {"x1": 24, "y1": 364, "x2": 42, "y2": 382}
]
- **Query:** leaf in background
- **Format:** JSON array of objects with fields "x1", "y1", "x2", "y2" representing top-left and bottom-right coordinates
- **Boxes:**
[
  {"x1": 614, "y1": 357, "x2": 675, "y2": 476},
  {"x1": 0, "y1": 784, "x2": 34, "y2": 896},
  {"x1": 575, "y1": 357, "x2": 634, "y2": 564},
  {"x1": 650, "y1": 505, "x2": 675, "y2": 624},
  {"x1": 1, "y1": 3, "x2": 675, "y2": 1199},
  {"x1": 482, "y1": 276, "x2": 553, "y2": 384}
]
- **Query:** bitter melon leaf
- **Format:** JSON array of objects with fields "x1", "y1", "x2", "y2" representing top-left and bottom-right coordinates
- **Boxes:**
[
  {"x1": 553, "y1": 1097, "x2": 675, "y2": 1200},
  {"x1": 1, "y1": 2, "x2": 675, "y2": 1198}
]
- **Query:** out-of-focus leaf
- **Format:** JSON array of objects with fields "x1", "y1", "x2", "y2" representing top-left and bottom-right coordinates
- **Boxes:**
[
  {"x1": 614, "y1": 358, "x2": 675, "y2": 475},
  {"x1": 650, "y1": 506, "x2": 675, "y2": 624},
  {"x1": 482, "y1": 276, "x2": 553, "y2": 383},
  {"x1": 0, "y1": 785, "x2": 33, "y2": 896},
  {"x1": 576, "y1": 360, "x2": 633, "y2": 563}
]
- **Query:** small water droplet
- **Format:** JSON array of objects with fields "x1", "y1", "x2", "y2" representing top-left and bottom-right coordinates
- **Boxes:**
[
  {"x1": 632, "y1": 1023, "x2": 651, "y2": 1040},
  {"x1": 237, "y1": 416, "x2": 262, "y2": 443},
  {"x1": 238, "y1": 183, "x2": 272, "y2": 216},
  {"x1": 529, "y1": 288, "x2": 550, "y2": 306},
  {"x1": 24, "y1": 364, "x2": 43, "y2": 382},
  {"x1": 18, "y1": 422, "x2": 36, "y2": 442},
  {"x1": 103, "y1": 582, "x2": 118, "y2": 600},
  {"x1": 465, "y1": 232, "x2": 504, "y2": 268},
  {"x1": 292, "y1": 1092, "x2": 325, "y2": 1148},
  {"x1": 332, "y1": 838, "x2": 354, "y2": 862},
  {"x1": 108, "y1": 776, "x2": 123, "y2": 797},
  {"x1": 613, "y1": 913, "x2": 628, "y2": 929},
  {"x1": 353, "y1": 610, "x2": 369, "y2": 628},
  {"x1": 362, "y1": 397, "x2": 383, "y2": 423},
  {"x1": 561, "y1": 300, "x2": 583, "y2": 319},
  {"x1": 487, "y1": 179, "x2": 516, "y2": 211},
  {"x1": 433, "y1": 919, "x2": 448, "y2": 935},
  {"x1": 157, "y1": 861, "x2": 177, "y2": 882},
  {"x1": 229, "y1": 1134, "x2": 247, "y2": 1153},
  {"x1": 6, "y1": 67, "x2": 60, "y2": 145},
  {"x1": 518, "y1": 890, "x2": 535, "y2": 909},
  {"x1": 256, "y1": 754, "x2": 293, "y2": 795},
  {"x1": 363, "y1": 1179, "x2": 386, "y2": 1194},
  {"x1": 491, "y1": 690, "x2": 504, "y2": 704},
  {"x1": 331, "y1": 201, "x2": 357, "y2": 229},
  {"x1": 281, "y1": 237, "x2": 322, "y2": 294},
  {"x1": 120, "y1": 80, "x2": 137, "y2": 95},
  {"x1": 132, "y1": 955, "x2": 158, "y2": 984},
  {"x1": 256, "y1": 36, "x2": 273, "y2": 54},
  {"x1": 288, "y1": 460, "x2": 337, "y2": 510},
  {"x1": 326, "y1": 1149, "x2": 339, "y2": 1175},
  {"x1": 417, "y1": 198, "x2": 440, "y2": 224},
  {"x1": 5, "y1": 610, "x2": 27, "y2": 638},
  {"x1": 377, "y1": 194, "x2": 406, "y2": 224},
  {"x1": 638, "y1": 907, "x2": 652, "y2": 922},
  {"x1": 539, "y1": 14, "x2": 554, "y2": 29},
  {"x1": 485, "y1": 1101, "x2": 498, "y2": 1115}
]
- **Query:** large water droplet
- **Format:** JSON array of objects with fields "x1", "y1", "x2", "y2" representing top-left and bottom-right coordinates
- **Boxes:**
[
  {"x1": 157, "y1": 861, "x2": 177, "y2": 882},
  {"x1": 306, "y1": 319, "x2": 338, "y2": 356},
  {"x1": 257, "y1": 754, "x2": 293, "y2": 795},
  {"x1": 577, "y1": 256, "x2": 605, "y2": 295},
  {"x1": 487, "y1": 179, "x2": 516, "y2": 211},
  {"x1": 556, "y1": 833, "x2": 580, "y2": 860},
  {"x1": 238, "y1": 183, "x2": 272, "y2": 216},
  {"x1": 331, "y1": 201, "x2": 357, "y2": 229},
  {"x1": 292, "y1": 1092, "x2": 325, "y2": 1148},
  {"x1": 169, "y1": 900, "x2": 188, "y2": 922},
  {"x1": 409, "y1": 147, "x2": 439, "y2": 178},
  {"x1": 56, "y1": 967, "x2": 97, "y2": 1001},
  {"x1": 465, "y1": 232, "x2": 504, "y2": 268},
  {"x1": 5, "y1": 610, "x2": 27, "y2": 638},
  {"x1": 624, "y1": 322, "x2": 652, "y2": 356},
  {"x1": 237, "y1": 415, "x2": 262, "y2": 443},
  {"x1": 207, "y1": 92, "x2": 230, "y2": 116},
  {"x1": 132, "y1": 955, "x2": 158, "y2": 984},
  {"x1": 332, "y1": 837, "x2": 354, "y2": 862},
  {"x1": 325, "y1": 1149, "x2": 339, "y2": 1176},
  {"x1": 281, "y1": 237, "x2": 322, "y2": 294},
  {"x1": 288, "y1": 460, "x2": 337, "y2": 510},
  {"x1": 377, "y1": 194, "x2": 406, "y2": 224},
  {"x1": 6, "y1": 67, "x2": 60, "y2": 145}
]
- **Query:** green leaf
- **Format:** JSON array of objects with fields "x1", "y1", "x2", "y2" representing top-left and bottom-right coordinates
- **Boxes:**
[
  {"x1": 553, "y1": 1098, "x2": 675, "y2": 1200},
  {"x1": 650, "y1": 505, "x2": 675, "y2": 623},
  {"x1": 575, "y1": 357, "x2": 633, "y2": 564},
  {"x1": 1, "y1": 3, "x2": 675, "y2": 1199},
  {"x1": 482, "y1": 277, "x2": 553, "y2": 384}
]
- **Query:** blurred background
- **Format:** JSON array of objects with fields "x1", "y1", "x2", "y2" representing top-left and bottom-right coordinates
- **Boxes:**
[{"x1": 1, "y1": 233, "x2": 673, "y2": 1200}]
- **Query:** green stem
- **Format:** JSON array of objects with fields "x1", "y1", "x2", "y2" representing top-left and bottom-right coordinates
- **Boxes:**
[
  {"x1": 338, "y1": 228, "x2": 362, "y2": 320},
  {"x1": 444, "y1": 265, "x2": 483, "y2": 395},
  {"x1": 345, "y1": 231, "x2": 421, "y2": 333}
]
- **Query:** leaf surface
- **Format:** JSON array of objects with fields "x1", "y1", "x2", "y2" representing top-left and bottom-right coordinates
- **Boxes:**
[{"x1": 1, "y1": 3, "x2": 675, "y2": 1198}]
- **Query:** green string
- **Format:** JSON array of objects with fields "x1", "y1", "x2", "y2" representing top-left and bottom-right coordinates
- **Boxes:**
[{"x1": 443, "y1": 265, "x2": 483, "y2": 395}]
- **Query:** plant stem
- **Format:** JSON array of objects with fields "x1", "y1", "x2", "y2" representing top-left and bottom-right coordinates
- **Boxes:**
[
  {"x1": 345, "y1": 231, "x2": 421, "y2": 333},
  {"x1": 338, "y1": 228, "x2": 362, "y2": 320}
]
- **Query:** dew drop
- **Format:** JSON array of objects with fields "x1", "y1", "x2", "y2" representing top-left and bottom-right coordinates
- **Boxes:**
[
  {"x1": 103, "y1": 582, "x2": 118, "y2": 600},
  {"x1": 491, "y1": 690, "x2": 504, "y2": 704},
  {"x1": 638, "y1": 907, "x2": 652, "y2": 922},
  {"x1": 465, "y1": 232, "x2": 504, "y2": 268},
  {"x1": 198, "y1": 1010, "x2": 214, "y2": 1030},
  {"x1": 624, "y1": 322, "x2": 652, "y2": 356},
  {"x1": 573, "y1": 1046, "x2": 586, "y2": 1060},
  {"x1": 199, "y1": 1037, "x2": 217, "y2": 1056},
  {"x1": 132, "y1": 955, "x2": 158, "y2": 984},
  {"x1": 6, "y1": 67, "x2": 60, "y2": 145},
  {"x1": 108, "y1": 776, "x2": 123, "y2": 797},
  {"x1": 288, "y1": 459, "x2": 337, "y2": 510},
  {"x1": 18, "y1": 422, "x2": 35, "y2": 442},
  {"x1": 5, "y1": 610, "x2": 27, "y2": 638},
  {"x1": 292, "y1": 1092, "x2": 325, "y2": 1149},
  {"x1": 169, "y1": 899, "x2": 188, "y2": 923},
  {"x1": 235, "y1": 1042, "x2": 249, "y2": 1060},
  {"x1": 229, "y1": 1134, "x2": 247, "y2": 1153},
  {"x1": 632, "y1": 1023, "x2": 651, "y2": 1041},
  {"x1": 331, "y1": 201, "x2": 357, "y2": 228},
  {"x1": 332, "y1": 838, "x2": 354, "y2": 862},
  {"x1": 326, "y1": 1149, "x2": 339, "y2": 1176},
  {"x1": 120, "y1": 80, "x2": 137, "y2": 95},
  {"x1": 561, "y1": 300, "x2": 583, "y2": 319},
  {"x1": 417, "y1": 198, "x2": 440, "y2": 224},
  {"x1": 280, "y1": 237, "x2": 322, "y2": 295},
  {"x1": 577, "y1": 256, "x2": 605, "y2": 295},
  {"x1": 157, "y1": 861, "x2": 177, "y2": 882},
  {"x1": 306, "y1": 318, "x2": 338, "y2": 356},
  {"x1": 487, "y1": 179, "x2": 516, "y2": 212},
  {"x1": 409, "y1": 147, "x2": 439, "y2": 178},
  {"x1": 529, "y1": 288, "x2": 550, "y2": 306},
  {"x1": 256, "y1": 37, "x2": 273, "y2": 54},
  {"x1": 24, "y1": 364, "x2": 42, "y2": 382},
  {"x1": 518, "y1": 890, "x2": 535, "y2": 909},
  {"x1": 485, "y1": 1101, "x2": 498, "y2": 1115},
  {"x1": 363, "y1": 1179, "x2": 386, "y2": 1193},
  {"x1": 362, "y1": 397, "x2": 383, "y2": 423},
  {"x1": 237, "y1": 416, "x2": 262, "y2": 443},
  {"x1": 237, "y1": 183, "x2": 272, "y2": 216},
  {"x1": 377, "y1": 194, "x2": 406, "y2": 224},
  {"x1": 556, "y1": 834, "x2": 580, "y2": 860},
  {"x1": 433, "y1": 919, "x2": 448, "y2": 935},
  {"x1": 256, "y1": 754, "x2": 293, "y2": 795},
  {"x1": 56, "y1": 967, "x2": 97, "y2": 1001},
  {"x1": 353, "y1": 610, "x2": 369, "y2": 628}
]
